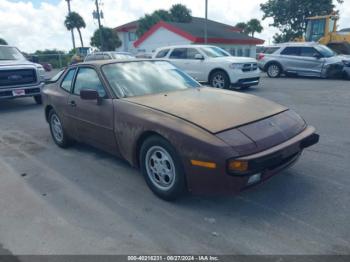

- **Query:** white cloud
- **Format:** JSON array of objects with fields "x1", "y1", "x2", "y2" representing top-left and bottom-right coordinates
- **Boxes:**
[{"x1": 0, "y1": 0, "x2": 349, "y2": 53}]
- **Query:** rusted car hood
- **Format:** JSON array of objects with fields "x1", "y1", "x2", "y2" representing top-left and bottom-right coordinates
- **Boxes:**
[{"x1": 124, "y1": 87, "x2": 287, "y2": 133}]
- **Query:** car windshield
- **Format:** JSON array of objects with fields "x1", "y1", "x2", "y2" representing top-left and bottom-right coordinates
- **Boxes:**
[
  {"x1": 102, "y1": 61, "x2": 201, "y2": 98},
  {"x1": 315, "y1": 45, "x2": 336, "y2": 58},
  {"x1": 200, "y1": 46, "x2": 230, "y2": 58},
  {"x1": 0, "y1": 46, "x2": 26, "y2": 60}
]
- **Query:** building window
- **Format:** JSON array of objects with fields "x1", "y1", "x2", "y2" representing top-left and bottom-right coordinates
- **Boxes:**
[
  {"x1": 128, "y1": 32, "x2": 137, "y2": 41},
  {"x1": 237, "y1": 48, "x2": 243, "y2": 57},
  {"x1": 244, "y1": 48, "x2": 251, "y2": 57},
  {"x1": 229, "y1": 48, "x2": 236, "y2": 56}
]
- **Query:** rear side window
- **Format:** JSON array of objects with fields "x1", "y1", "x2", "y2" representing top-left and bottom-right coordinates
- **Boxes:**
[
  {"x1": 84, "y1": 55, "x2": 95, "y2": 61},
  {"x1": 281, "y1": 47, "x2": 300, "y2": 56},
  {"x1": 155, "y1": 49, "x2": 170, "y2": 58},
  {"x1": 263, "y1": 47, "x2": 279, "y2": 54},
  {"x1": 50, "y1": 69, "x2": 65, "y2": 83},
  {"x1": 169, "y1": 48, "x2": 187, "y2": 59},
  {"x1": 169, "y1": 48, "x2": 200, "y2": 59},
  {"x1": 60, "y1": 68, "x2": 76, "y2": 92},
  {"x1": 300, "y1": 47, "x2": 318, "y2": 57},
  {"x1": 85, "y1": 54, "x2": 107, "y2": 61}
]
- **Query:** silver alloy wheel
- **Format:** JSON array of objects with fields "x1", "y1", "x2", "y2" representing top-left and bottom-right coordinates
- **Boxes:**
[
  {"x1": 51, "y1": 114, "x2": 64, "y2": 143},
  {"x1": 212, "y1": 73, "x2": 226, "y2": 88},
  {"x1": 268, "y1": 64, "x2": 280, "y2": 77},
  {"x1": 145, "y1": 146, "x2": 176, "y2": 191}
]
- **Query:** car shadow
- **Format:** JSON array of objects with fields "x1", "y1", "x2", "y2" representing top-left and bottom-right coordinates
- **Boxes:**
[{"x1": 0, "y1": 98, "x2": 41, "y2": 114}]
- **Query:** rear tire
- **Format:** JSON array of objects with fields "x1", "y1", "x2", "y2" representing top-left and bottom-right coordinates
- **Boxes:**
[
  {"x1": 210, "y1": 70, "x2": 230, "y2": 89},
  {"x1": 140, "y1": 135, "x2": 186, "y2": 201},
  {"x1": 34, "y1": 95, "x2": 42, "y2": 105},
  {"x1": 48, "y1": 110, "x2": 72, "y2": 148},
  {"x1": 266, "y1": 63, "x2": 282, "y2": 78}
]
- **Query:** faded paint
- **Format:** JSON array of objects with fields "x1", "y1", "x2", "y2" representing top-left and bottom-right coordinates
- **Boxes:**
[{"x1": 42, "y1": 60, "x2": 319, "y2": 195}]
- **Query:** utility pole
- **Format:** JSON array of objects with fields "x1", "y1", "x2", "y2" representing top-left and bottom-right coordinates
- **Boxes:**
[
  {"x1": 65, "y1": 0, "x2": 76, "y2": 50},
  {"x1": 94, "y1": 0, "x2": 104, "y2": 51},
  {"x1": 204, "y1": 0, "x2": 208, "y2": 44}
]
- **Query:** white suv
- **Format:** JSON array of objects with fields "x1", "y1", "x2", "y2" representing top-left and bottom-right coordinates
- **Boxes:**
[{"x1": 153, "y1": 45, "x2": 260, "y2": 89}]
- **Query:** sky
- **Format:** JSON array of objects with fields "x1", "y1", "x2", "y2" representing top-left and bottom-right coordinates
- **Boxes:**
[{"x1": 0, "y1": 0, "x2": 349, "y2": 53}]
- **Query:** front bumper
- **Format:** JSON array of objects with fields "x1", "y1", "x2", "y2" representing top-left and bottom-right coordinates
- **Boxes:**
[
  {"x1": 186, "y1": 126, "x2": 319, "y2": 195},
  {"x1": 228, "y1": 69, "x2": 260, "y2": 87},
  {"x1": 0, "y1": 82, "x2": 44, "y2": 100},
  {"x1": 231, "y1": 77, "x2": 260, "y2": 87}
]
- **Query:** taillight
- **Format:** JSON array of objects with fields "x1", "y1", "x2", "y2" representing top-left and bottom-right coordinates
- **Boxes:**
[{"x1": 257, "y1": 53, "x2": 265, "y2": 60}]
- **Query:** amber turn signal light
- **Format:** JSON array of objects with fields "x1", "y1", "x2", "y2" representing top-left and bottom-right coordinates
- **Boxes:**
[
  {"x1": 191, "y1": 160, "x2": 217, "y2": 169},
  {"x1": 228, "y1": 160, "x2": 248, "y2": 172}
]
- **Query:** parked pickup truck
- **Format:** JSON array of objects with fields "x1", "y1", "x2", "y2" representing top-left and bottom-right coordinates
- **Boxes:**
[{"x1": 0, "y1": 45, "x2": 45, "y2": 104}]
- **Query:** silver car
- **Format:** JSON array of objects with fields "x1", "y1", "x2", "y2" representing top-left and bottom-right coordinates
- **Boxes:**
[
  {"x1": 84, "y1": 51, "x2": 134, "y2": 62},
  {"x1": 257, "y1": 42, "x2": 350, "y2": 78}
]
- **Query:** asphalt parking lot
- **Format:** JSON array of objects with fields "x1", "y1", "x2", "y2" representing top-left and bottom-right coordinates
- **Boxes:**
[{"x1": 0, "y1": 75, "x2": 349, "y2": 255}]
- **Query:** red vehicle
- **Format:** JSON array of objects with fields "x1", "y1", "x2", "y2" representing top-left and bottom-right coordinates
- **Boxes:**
[{"x1": 42, "y1": 60, "x2": 319, "y2": 200}]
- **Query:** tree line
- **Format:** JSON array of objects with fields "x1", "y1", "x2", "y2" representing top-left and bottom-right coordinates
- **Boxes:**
[{"x1": 1, "y1": 0, "x2": 343, "y2": 53}]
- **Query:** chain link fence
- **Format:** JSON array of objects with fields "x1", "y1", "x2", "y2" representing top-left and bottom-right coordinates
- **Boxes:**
[{"x1": 27, "y1": 53, "x2": 77, "y2": 70}]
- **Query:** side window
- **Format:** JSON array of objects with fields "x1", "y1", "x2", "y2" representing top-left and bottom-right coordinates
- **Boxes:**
[
  {"x1": 263, "y1": 47, "x2": 280, "y2": 54},
  {"x1": 73, "y1": 68, "x2": 106, "y2": 97},
  {"x1": 84, "y1": 55, "x2": 94, "y2": 61},
  {"x1": 169, "y1": 48, "x2": 187, "y2": 59},
  {"x1": 300, "y1": 47, "x2": 318, "y2": 57},
  {"x1": 280, "y1": 47, "x2": 300, "y2": 56},
  {"x1": 60, "y1": 68, "x2": 76, "y2": 92},
  {"x1": 103, "y1": 54, "x2": 111, "y2": 60},
  {"x1": 187, "y1": 48, "x2": 201, "y2": 59},
  {"x1": 155, "y1": 49, "x2": 170, "y2": 58}
]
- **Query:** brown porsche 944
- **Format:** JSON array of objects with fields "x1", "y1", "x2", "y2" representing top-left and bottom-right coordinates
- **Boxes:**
[{"x1": 42, "y1": 60, "x2": 319, "y2": 200}]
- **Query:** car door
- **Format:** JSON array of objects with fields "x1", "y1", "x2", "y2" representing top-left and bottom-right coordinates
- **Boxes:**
[
  {"x1": 279, "y1": 46, "x2": 302, "y2": 73},
  {"x1": 168, "y1": 48, "x2": 188, "y2": 70},
  {"x1": 52, "y1": 67, "x2": 77, "y2": 135},
  {"x1": 297, "y1": 47, "x2": 325, "y2": 76},
  {"x1": 184, "y1": 48, "x2": 207, "y2": 81},
  {"x1": 66, "y1": 66, "x2": 118, "y2": 153},
  {"x1": 168, "y1": 48, "x2": 205, "y2": 81}
]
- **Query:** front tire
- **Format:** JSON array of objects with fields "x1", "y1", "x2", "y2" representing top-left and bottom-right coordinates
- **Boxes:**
[
  {"x1": 48, "y1": 110, "x2": 71, "y2": 148},
  {"x1": 140, "y1": 136, "x2": 186, "y2": 201},
  {"x1": 266, "y1": 63, "x2": 282, "y2": 78},
  {"x1": 210, "y1": 70, "x2": 230, "y2": 89}
]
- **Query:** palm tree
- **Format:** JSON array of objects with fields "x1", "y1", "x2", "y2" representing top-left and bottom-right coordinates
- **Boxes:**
[
  {"x1": 64, "y1": 12, "x2": 86, "y2": 47},
  {"x1": 246, "y1": 19, "x2": 263, "y2": 37}
]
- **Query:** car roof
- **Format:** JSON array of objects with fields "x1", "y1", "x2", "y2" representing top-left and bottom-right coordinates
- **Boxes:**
[
  {"x1": 73, "y1": 59, "x2": 162, "y2": 67},
  {"x1": 156, "y1": 44, "x2": 218, "y2": 51},
  {"x1": 274, "y1": 42, "x2": 322, "y2": 47},
  {"x1": 87, "y1": 51, "x2": 133, "y2": 56}
]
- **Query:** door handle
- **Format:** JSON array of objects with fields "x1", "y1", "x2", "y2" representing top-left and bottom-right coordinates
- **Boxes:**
[{"x1": 69, "y1": 100, "x2": 76, "y2": 107}]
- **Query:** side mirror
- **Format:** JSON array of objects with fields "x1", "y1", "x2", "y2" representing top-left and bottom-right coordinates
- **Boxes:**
[
  {"x1": 194, "y1": 54, "x2": 204, "y2": 60},
  {"x1": 80, "y1": 89, "x2": 99, "y2": 100}
]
